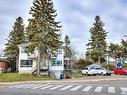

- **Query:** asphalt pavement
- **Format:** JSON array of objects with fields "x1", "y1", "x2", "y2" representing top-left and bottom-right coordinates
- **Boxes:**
[{"x1": 0, "y1": 75, "x2": 127, "y2": 95}]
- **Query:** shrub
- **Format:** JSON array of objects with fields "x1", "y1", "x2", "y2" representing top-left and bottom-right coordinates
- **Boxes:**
[
  {"x1": 122, "y1": 64, "x2": 127, "y2": 68},
  {"x1": 102, "y1": 64, "x2": 115, "y2": 71}
]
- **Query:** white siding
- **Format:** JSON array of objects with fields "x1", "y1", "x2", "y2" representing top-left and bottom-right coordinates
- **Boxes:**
[
  {"x1": 18, "y1": 44, "x2": 64, "y2": 75},
  {"x1": 18, "y1": 46, "x2": 36, "y2": 74}
]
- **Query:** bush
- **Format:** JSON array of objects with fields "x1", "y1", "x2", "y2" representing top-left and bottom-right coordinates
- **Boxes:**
[
  {"x1": 102, "y1": 64, "x2": 115, "y2": 71},
  {"x1": 122, "y1": 64, "x2": 127, "y2": 68}
]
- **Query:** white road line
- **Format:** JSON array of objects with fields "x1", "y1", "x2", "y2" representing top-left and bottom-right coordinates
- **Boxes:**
[
  {"x1": 50, "y1": 85, "x2": 64, "y2": 90},
  {"x1": 120, "y1": 87, "x2": 127, "y2": 94},
  {"x1": 59, "y1": 85, "x2": 73, "y2": 90},
  {"x1": 94, "y1": 87, "x2": 103, "y2": 92},
  {"x1": 40, "y1": 85, "x2": 54, "y2": 89},
  {"x1": 21, "y1": 84, "x2": 36, "y2": 88},
  {"x1": 9, "y1": 84, "x2": 25, "y2": 88},
  {"x1": 108, "y1": 87, "x2": 115, "y2": 93},
  {"x1": 32, "y1": 84, "x2": 50, "y2": 89},
  {"x1": 82, "y1": 86, "x2": 92, "y2": 92},
  {"x1": 15, "y1": 84, "x2": 33, "y2": 88},
  {"x1": 70, "y1": 86, "x2": 82, "y2": 91},
  {"x1": 25, "y1": 84, "x2": 42, "y2": 88}
]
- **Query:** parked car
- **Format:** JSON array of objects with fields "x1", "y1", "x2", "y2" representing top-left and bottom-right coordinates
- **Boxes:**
[
  {"x1": 95, "y1": 67, "x2": 111, "y2": 75},
  {"x1": 81, "y1": 64, "x2": 111, "y2": 76},
  {"x1": 114, "y1": 67, "x2": 127, "y2": 75}
]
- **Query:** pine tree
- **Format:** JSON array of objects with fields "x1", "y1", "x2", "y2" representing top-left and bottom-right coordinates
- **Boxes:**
[
  {"x1": 4, "y1": 17, "x2": 25, "y2": 70},
  {"x1": 26, "y1": 0, "x2": 62, "y2": 76},
  {"x1": 121, "y1": 39, "x2": 127, "y2": 60},
  {"x1": 64, "y1": 35, "x2": 72, "y2": 58},
  {"x1": 109, "y1": 43, "x2": 122, "y2": 61},
  {"x1": 86, "y1": 15, "x2": 108, "y2": 64}
]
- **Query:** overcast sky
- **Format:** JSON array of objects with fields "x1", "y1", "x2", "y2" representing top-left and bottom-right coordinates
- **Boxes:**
[{"x1": 0, "y1": 0, "x2": 127, "y2": 56}]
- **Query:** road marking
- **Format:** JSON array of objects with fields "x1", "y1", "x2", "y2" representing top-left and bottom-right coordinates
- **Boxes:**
[
  {"x1": 21, "y1": 84, "x2": 36, "y2": 88},
  {"x1": 40, "y1": 85, "x2": 54, "y2": 89},
  {"x1": 82, "y1": 86, "x2": 92, "y2": 92},
  {"x1": 10, "y1": 83, "x2": 127, "y2": 95},
  {"x1": 94, "y1": 86, "x2": 103, "y2": 92},
  {"x1": 32, "y1": 84, "x2": 49, "y2": 89},
  {"x1": 120, "y1": 87, "x2": 127, "y2": 94},
  {"x1": 59, "y1": 85, "x2": 73, "y2": 90},
  {"x1": 25, "y1": 84, "x2": 42, "y2": 88},
  {"x1": 70, "y1": 86, "x2": 82, "y2": 91},
  {"x1": 50, "y1": 85, "x2": 64, "y2": 90},
  {"x1": 15, "y1": 84, "x2": 33, "y2": 88},
  {"x1": 9, "y1": 84, "x2": 25, "y2": 88},
  {"x1": 108, "y1": 87, "x2": 115, "y2": 93}
]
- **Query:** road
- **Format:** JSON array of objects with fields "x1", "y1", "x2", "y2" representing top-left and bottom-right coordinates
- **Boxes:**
[{"x1": 0, "y1": 76, "x2": 127, "y2": 95}]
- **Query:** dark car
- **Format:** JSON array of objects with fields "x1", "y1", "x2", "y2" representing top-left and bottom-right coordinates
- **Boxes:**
[{"x1": 114, "y1": 68, "x2": 127, "y2": 75}]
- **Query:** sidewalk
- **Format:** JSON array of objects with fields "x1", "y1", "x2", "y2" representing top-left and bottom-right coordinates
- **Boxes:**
[{"x1": 0, "y1": 75, "x2": 127, "y2": 85}]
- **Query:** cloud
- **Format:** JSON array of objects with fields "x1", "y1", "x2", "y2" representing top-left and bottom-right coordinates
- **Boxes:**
[
  {"x1": 0, "y1": 0, "x2": 32, "y2": 50},
  {"x1": 1, "y1": 0, "x2": 127, "y2": 56},
  {"x1": 54, "y1": 0, "x2": 127, "y2": 55}
]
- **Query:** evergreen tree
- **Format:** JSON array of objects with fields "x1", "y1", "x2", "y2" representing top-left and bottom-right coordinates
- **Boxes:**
[
  {"x1": 26, "y1": 0, "x2": 62, "y2": 76},
  {"x1": 121, "y1": 39, "x2": 127, "y2": 60},
  {"x1": 64, "y1": 35, "x2": 72, "y2": 58},
  {"x1": 86, "y1": 15, "x2": 108, "y2": 64},
  {"x1": 109, "y1": 43, "x2": 122, "y2": 61},
  {"x1": 4, "y1": 17, "x2": 25, "y2": 70}
]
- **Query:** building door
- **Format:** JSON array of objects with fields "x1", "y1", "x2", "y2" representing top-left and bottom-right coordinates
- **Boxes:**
[{"x1": 40, "y1": 59, "x2": 48, "y2": 70}]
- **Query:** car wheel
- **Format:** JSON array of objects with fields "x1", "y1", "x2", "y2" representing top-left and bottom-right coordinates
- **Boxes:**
[
  {"x1": 123, "y1": 72, "x2": 126, "y2": 75},
  {"x1": 101, "y1": 72, "x2": 104, "y2": 76},
  {"x1": 86, "y1": 72, "x2": 89, "y2": 76},
  {"x1": 82, "y1": 73, "x2": 85, "y2": 75},
  {"x1": 114, "y1": 72, "x2": 117, "y2": 75}
]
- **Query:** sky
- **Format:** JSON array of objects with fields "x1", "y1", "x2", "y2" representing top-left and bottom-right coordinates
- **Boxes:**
[{"x1": 0, "y1": 0, "x2": 127, "y2": 57}]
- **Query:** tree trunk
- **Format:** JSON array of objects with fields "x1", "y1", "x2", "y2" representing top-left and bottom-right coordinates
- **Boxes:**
[
  {"x1": 37, "y1": 49, "x2": 40, "y2": 76},
  {"x1": 98, "y1": 56, "x2": 100, "y2": 64}
]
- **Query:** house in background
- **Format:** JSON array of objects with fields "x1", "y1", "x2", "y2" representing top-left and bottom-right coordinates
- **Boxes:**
[
  {"x1": 18, "y1": 43, "x2": 64, "y2": 79},
  {"x1": 0, "y1": 60, "x2": 8, "y2": 73},
  {"x1": 0, "y1": 52, "x2": 11, "y2": 73}
]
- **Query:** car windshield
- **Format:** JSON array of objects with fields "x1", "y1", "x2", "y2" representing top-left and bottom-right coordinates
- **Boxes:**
[
  {"x1": 116, "y1": 68, "x2": 123, "y2": 70},
  {"x1": 83, "y1": 68, "x2": 88, "y2": 70}
]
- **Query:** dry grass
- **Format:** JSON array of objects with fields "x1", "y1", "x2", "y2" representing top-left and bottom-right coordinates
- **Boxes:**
[{"x1": 0, "y1": 73, "x2": 55, "y2": 82}]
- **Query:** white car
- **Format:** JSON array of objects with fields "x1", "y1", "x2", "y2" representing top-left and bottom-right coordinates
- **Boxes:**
[
  {"x1": 81, "y1": 64, "x2": 111, "y2": 76},
  {"x1": 81, "y1": 67, "x2": 97, "y2": 75}
]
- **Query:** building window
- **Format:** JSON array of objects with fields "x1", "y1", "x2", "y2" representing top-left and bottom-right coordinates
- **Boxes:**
[
  {"x1": 51, "y1": 60, "x2": 56, "y2": 66},
  {"x1": 21, "y1": 47, "x2": 28, "y2": 53},
  {"x1": 51, "y1": 60, "x2": 62, "y2": 66},
  {"x1": 20, "y1": 60, "x2": 33, "y2": 67}
]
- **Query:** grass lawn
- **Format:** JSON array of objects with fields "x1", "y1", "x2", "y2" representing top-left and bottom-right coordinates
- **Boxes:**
[
  {"x1": 0, "y1": 73, "x2": 55, "y2": 82},
  {"x1": 71, "y1": 73, "x2": 84, "y2": 78}
]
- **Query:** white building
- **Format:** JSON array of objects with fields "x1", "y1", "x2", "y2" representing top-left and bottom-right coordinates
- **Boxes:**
[{"x1": 18, "y1": 44, "x2": 64, "y2": 79}]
